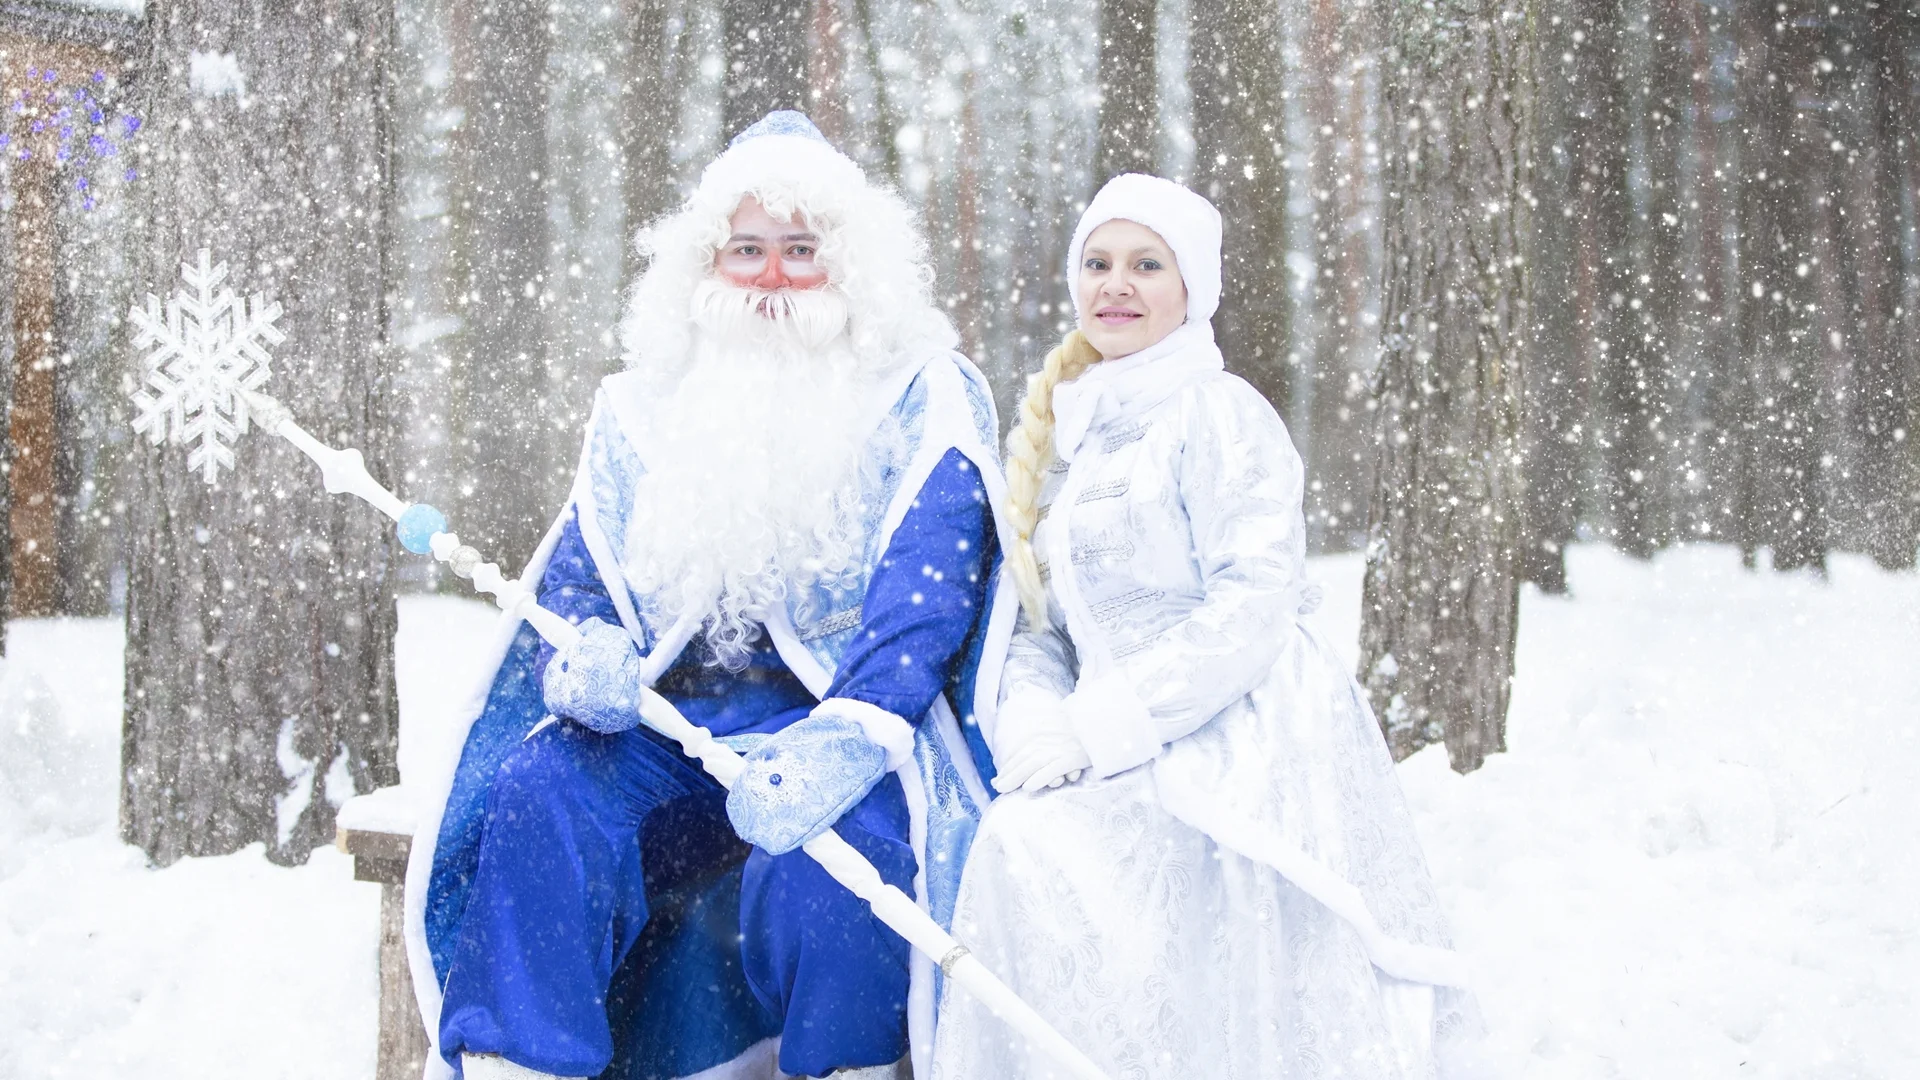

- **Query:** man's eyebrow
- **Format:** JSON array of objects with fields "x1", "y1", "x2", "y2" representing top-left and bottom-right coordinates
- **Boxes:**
[{"x1": 725, "y1": 231, "x2": 820, "y2": 245}]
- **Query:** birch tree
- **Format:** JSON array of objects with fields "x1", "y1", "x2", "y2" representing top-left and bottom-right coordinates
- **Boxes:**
[{"x1": 1360, "y1": 0, "x2": 1533, "y2": 773}]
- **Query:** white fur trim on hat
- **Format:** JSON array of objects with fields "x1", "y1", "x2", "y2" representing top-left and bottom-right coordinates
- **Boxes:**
[{"x1": 1066, "y1": 173, "x2": 1224, "y2": 327}]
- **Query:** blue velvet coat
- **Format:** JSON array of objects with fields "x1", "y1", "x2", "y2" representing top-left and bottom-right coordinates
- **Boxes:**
[{"x1": 405, "y1": 352, "x2": 1020, "y2": 1080}]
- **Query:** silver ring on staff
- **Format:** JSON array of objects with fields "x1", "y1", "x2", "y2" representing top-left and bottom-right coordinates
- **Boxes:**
[{"x1": 937, "y1": 945, "x2": 970, "y2": 976}]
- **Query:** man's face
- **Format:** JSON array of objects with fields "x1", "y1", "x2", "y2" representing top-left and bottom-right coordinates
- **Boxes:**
[{"x1": 714, "y1": 197, "x2": 831, "y2": 293}]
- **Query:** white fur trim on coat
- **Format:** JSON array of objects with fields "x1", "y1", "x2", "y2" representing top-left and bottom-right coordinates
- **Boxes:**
[{"x1": 1066, "y1": 671, "x2": 1160, "y2": 778}]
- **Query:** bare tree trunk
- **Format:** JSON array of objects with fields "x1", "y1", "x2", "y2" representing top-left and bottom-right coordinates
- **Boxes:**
[
  {"x1": 121, "y1": 0, "x2": 401, "y2": 864},
  {"x1": 443, "y1": 0, "x2": 556, "y2": 572},
  {"x1": 7, "y1": 145, "x2": 57, "y2": 619},
  {"x1": 544, "y1": 5, "x2": 632, "y2": 491},
  {"x1": 621, "y1": 0, "x2": 682, "y2": 272},
  {"x1": 1573, "y1": 0, "x2": 1666, "y2": 559},
  {"x1": 1296, "y1": 0, "x2": 1373, "y2": 551},
  {"x1": 0, "y1": 137, "x2": 13, "y2": 651},
  {"x1": 1518, "y1": 1, "x2": 1583, "y2": 593},
  {"x1": 1679, "y1": 0, "x2": 1741, "y2": 546},
  {"x1": 1189, "y1": 0, "x2": 1294, "y2": 413},
  {"x1": 849, "y1": 0, "x2": 901, "y2": 186},
  {"x1": 1733, "y1": 0, "x2": 1828, "y2": 574},
  {"x1": 1095, "y1": 0, "x2": 1158, "y2": 183},
  {"x1": 953, "y1": 63, "x2": 985, "y2": 360},
  {"x1": 1843, "y1": 3, "x2": 1919, "y2": 569},
  {"x1": 391, "y1": 0, "x2": 462, "y2": 592},
  {"x1": 724, "y1": 0, "x2": 808, "y2": 136},
  {"x1": 807, "y1": 0, "x2": 848, "y2": 144},
  {"x1": 1360, "y1": 0, "x2": 1533, "y2": 773},
  {"x1": 1638, "y1": 0, "x2": 1686, "y2": 546}
]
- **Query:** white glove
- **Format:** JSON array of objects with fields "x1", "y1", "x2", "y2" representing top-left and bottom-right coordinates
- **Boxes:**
[{"x1": 990, "y1": 689, "x2": 1091, "y2": 794}]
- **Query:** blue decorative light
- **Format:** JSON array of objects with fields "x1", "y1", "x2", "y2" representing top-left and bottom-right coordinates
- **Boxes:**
[
  {"x1": 396, "y1": 503, "x2": 449, "y2": 555},
  {"x1": 2, "y1": 70, "x2": 142, "y2": 212}
]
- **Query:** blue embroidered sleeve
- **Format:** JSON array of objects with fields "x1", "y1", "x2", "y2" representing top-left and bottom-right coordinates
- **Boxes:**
[
  {"x1": 533, "y1": 507, "x2": 623, "y2": 687},
  {"x1": 823, "y1": 448, "x2": 991, "y2": 723}
]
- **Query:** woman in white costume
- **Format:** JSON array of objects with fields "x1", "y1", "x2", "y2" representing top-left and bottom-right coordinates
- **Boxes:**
[{"x1": 932, "y1": 174, "x2": 1479, "y2": 1079}]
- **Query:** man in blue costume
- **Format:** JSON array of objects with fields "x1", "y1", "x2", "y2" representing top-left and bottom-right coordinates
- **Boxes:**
[{"x1": 405, "y1": 113, "x2": 1015, "y2": 1080}]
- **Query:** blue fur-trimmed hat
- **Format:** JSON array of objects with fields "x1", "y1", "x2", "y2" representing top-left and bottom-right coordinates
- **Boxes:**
[
  {"x1": 727, "y1": 109, "x2": 832, "y2": 148},
  {"x1": 699, "y1": 110, "x2": 865, "y2": 205}
]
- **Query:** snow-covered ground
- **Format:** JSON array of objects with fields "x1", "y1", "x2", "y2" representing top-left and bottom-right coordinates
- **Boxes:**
[{"x1": 1, "y1": 544, "x2": 1915, "y2": 1078}]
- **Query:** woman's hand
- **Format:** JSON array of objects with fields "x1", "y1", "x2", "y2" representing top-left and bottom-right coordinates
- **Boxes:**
[{"x1": 991, "y1": 690, "x2": 1090, "y2": 793}]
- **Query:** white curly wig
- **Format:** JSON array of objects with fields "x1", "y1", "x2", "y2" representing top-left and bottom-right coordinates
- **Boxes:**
[
  {"x1": 619, "y1": 116, "x2": 958, "y2": 387},
  {"x1": 612, "y1": 115, "x2": 958, "y2": 668}
]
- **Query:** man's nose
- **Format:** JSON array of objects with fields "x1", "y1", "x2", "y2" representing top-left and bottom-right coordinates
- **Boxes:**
[{"x1": 753, "y1": 256, "x2": 789, "y2": 290}]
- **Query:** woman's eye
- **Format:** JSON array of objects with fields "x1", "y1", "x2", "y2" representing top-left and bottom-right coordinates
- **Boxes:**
[
  {"x1": 1137, "y1": 259, "x2": 1163, "y2": 272},
  {"x1": 1084, "y1": 258, "x2": 1109, "y2": 271}
]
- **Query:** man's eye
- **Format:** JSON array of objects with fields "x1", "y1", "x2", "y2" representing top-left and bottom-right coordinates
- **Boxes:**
[
  {"x1": 788, "y1": 245, "x2": 815, "y2": 258},
  {"x1": 734, "y1": 245, "x2": 761, "y2": 256}
]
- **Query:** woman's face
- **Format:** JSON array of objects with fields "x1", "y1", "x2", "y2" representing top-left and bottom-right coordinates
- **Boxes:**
[
  {"x1": 713, "y1": 197, "x2": 831, "y2": 292},
  {"x1": 1076, "y1": 219, "x2": 1188, "y2": 358}
]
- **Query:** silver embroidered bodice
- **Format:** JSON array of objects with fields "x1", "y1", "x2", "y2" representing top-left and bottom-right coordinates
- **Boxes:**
[{"x1": 1005, "y1": 370, "x2": 1312, "y2": 741}]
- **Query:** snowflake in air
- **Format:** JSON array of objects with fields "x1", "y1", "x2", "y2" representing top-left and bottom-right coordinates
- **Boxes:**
[{"x1": 129, "y1": 250, "x2": 285, "y2": 484}]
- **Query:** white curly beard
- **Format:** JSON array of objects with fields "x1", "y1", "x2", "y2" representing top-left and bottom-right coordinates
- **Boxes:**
[{"x1": 622, "y1": 279, "x2": 899, "y2": 668}]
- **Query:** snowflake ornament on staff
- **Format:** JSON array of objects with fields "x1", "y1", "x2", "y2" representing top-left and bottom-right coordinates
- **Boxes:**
[
  {"x1": 129, "y1": 250, "x2": 284, "y2": 483},
  {"x1": 122, "y1": 249, "x2": 1114, "y2": 1080}
]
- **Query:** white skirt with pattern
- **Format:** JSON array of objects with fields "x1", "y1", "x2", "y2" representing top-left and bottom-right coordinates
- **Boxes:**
[{"x1": 930, "y1": 768, "x2": 1442, "y2": 1080}]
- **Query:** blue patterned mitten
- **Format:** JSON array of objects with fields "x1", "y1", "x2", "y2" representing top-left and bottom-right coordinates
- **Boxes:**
[
  {"x1": 541, "y1": 617, "x2": 646, "y2": 734},
  {"x1": 725, "y1": 714, "x2": 889, "y2": 855}
]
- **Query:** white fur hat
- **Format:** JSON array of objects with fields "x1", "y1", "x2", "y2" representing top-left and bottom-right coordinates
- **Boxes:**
[{"x1": 1066, "y1": 173, "x2": 1225, "y2": 327}]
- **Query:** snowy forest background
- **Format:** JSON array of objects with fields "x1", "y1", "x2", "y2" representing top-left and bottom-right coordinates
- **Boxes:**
[
  {"x1": 0, "y1": 0, "x2": 1916, "y2": 867},
  {"x1": 2, "y1": 2, "x2": 1919, "y2": 1076}
]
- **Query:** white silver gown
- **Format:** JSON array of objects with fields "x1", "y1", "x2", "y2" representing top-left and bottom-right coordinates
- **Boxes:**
[{"x1": 932, "y1": 365, "x2": 1477, "y2": 1080}]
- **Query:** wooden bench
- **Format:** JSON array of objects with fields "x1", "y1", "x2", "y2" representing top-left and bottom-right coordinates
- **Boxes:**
[{"x1": 337, "y1": 786, "x2": 431, "y2": 1080}]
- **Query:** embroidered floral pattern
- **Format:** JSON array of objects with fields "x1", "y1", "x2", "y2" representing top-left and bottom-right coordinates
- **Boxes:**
[
  {"x1": 541, "y1": 617, "x2": 647, "y2": 734},
  {"x1": 726, "y1": 714, "x2": 887, "y2": 855}
]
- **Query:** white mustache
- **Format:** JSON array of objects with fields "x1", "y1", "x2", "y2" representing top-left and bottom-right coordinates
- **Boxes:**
[{"x1": 690, "y1": 278, "x2": 850, "y2": 351}]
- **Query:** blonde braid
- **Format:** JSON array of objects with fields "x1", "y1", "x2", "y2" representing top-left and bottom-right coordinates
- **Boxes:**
[{"x1": 1005, "y1": 329, "x2": 1103, "y2": 625}]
